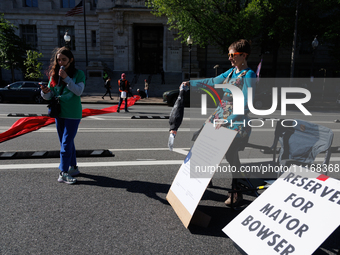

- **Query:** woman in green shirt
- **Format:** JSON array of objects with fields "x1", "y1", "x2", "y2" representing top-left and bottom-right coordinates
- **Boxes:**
[{"x1": 41, "y1": 47, "x2": 85, "y2": 184}]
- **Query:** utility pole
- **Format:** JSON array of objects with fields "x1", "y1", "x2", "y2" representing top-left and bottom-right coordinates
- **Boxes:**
[{"x1": 290, "y1": 0, "x2": 299, "y2": 83}]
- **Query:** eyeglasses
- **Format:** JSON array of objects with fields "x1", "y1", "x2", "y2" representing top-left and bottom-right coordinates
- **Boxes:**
[{"x1": 228, "y1": 52, "x2": 247, "y2": 58}]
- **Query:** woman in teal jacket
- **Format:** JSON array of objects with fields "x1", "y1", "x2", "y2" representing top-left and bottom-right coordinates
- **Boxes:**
[
  {"x1": 41, "y1": 47, "x2": 85, "y2": 184},
  {"x1": 180, "y1": 39, "x2": 256, "y2": 205}
]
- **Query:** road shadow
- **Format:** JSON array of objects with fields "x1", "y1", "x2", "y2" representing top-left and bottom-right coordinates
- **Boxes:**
[
  {"x1": 76, "y1": 173, "x2": 170, "y2": 205},
  {"x1": 75, "y1": 173, "x2": 340, "y2": 254}
]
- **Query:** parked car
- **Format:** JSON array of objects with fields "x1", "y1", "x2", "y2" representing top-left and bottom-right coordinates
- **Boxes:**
[
  {"x1": 163, "y1": 89, "x2": 190, "y2": 107},
  {"x1": 163, "y1": 88, "x2": 223, "y2": 108},
  {"x1": 253, "y1": 90, "x2": 271, "y2": 109},
  {"x1": 252, "y1": 89, "x2": 314, "y2": 109},
  {"x1": 0, "y1": 81, "x2": 46, "y2": 103}
]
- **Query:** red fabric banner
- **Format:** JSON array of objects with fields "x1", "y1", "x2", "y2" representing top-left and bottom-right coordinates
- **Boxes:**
[{"x1": 0, "y1": 95, "x2": 141, "y2": 143}]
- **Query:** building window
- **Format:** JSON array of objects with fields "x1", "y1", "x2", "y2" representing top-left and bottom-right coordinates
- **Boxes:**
[
  {"x1": 91, "y1": 30, "x2": 96, "y2": 47},
  {"x1": 25, "y1": 0, "x2": 38, "y2": 7},
  {"x1": 58, "y1": 26, "x2": 76, "y2": 50},
  {"x1": 93, "y1": 0, "x2": 98, "y2": 7},
  {"x1": 21, "y1": 25, "x2": 38, "y2": 48},
  {"x1": 62, "y1": 0, "x2": 75, "y2": 8}
]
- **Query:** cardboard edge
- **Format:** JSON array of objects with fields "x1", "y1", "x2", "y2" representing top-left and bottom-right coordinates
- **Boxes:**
[{"x1": 166, "y1": 189, "x2": 192, "y2": 228}]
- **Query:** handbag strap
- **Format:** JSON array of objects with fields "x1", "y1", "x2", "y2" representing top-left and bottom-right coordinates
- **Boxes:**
[
  {"x1": 56, "y1": 83, "x2": 66, "y2": 97},
  {"x1": 226, "y1": 68, "x2": 249, "y2": 83}
]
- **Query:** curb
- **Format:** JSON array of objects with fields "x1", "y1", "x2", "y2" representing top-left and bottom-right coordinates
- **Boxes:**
[
  {"x1": 8, "y1": 113, "x2": 48, "y2": 117},
  {"x1": 81, "y1": 99, "x2": 167, "y2": 106},
  {"x1": 131, "y1": 115, "x2": 169, "y2": 119},
  {"x1": 0, "y1": 150, "x2": 114, "y2": 159}
]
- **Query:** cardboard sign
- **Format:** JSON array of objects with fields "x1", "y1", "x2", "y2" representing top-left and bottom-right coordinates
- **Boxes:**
[
  {"x1": 223, "y1": 167, "x2": 340, "y2": 255},
  {"x1": 167, "y1": 122, "x2": 237, "y2": 228}
]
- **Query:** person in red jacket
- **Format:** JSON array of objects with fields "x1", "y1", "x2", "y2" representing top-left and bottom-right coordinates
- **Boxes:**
[{"x1": 117, "y1": 73, "x2": 130, "y2": 113}]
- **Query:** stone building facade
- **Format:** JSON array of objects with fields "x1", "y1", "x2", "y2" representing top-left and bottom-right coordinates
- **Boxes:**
[
  {"x1": 1, "y1": 0, "x2": 338, "y2": 96},
  {"x1": 0, "y1": 0, "x2": 187, "y2": 88}
]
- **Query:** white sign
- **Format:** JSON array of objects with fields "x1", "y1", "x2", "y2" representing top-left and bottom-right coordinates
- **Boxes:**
[
  {"x1": 223, "y1": 168, "x2": 340, "y2": 255},
  {"x1": 167, "y1": 122, "x2": 237, "y2": 227}
]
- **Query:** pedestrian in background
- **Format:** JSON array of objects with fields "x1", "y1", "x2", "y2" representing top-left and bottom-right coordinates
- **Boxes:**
[
  {"x1": 137, "y1": 88, "x2": 146, "y2": 99},
  {"x1": 40, "y1": 46, "x2": 85, "y2": 184},
  {"x1": 144, "y1": 79, "x2": 149, "y2": 98},
  {"x1": 117, "y1": 73, "x2": 130, "y2": 112},
  {"x1": 102, "y1": 77, "x2": 113, "y2": 100}
]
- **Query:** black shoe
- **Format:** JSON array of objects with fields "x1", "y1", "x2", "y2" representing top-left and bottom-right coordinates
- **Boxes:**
[
  {"x1": 111, "y1": 98, "x2": 113, "y2": 100},
  {"x1": 125, "y1": 110, "x2": 129, "y2": 112},
  {"x1": 102, "y1": 96, "x2": 104, "y2": 99},
  {"x1": 117, "y1": 109, "x2": 120, "y2": 113}
]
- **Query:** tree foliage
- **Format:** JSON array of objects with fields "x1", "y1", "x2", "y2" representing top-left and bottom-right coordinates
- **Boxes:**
[
  {"x1": 147, "y1": 0, "x2": 340, "y2": 74},
  {"x1": 251, "y1": 0, "x2": 340, "y2": 74},
  {"x1": 146, "y1": 0, "x2": 262, "y2": 53},
  {"x1": 24, "y1": 50, "x2": 44, "y2": 80},
  {"x1": 0, "y1": 14, "x2": 30, "y2": 81}
]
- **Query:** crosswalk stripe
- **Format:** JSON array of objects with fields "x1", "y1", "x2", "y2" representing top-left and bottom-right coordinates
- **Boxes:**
[
  {"x1": 0, "y1": 160, "x2": 184, "y2": 170},
  {"x1": 1, "y1": 157, "x2": 340, "y2": 170}
]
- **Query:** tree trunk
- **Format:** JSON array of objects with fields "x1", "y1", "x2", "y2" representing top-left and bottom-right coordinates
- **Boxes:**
[
  {"x1": 271, "y1": 40, "x2": 280, "y2": 77},
  {"x1": 11, "y1": 65, "x2": 15, "y2": 83}
]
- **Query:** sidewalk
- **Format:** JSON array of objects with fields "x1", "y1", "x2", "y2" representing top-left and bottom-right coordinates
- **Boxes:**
[
  {"x1": 81, "y1": 93, "x2": 340, "y2": 110},
  {"x1": 81, "y1": 94, "x2": 166, "y2": 105}
]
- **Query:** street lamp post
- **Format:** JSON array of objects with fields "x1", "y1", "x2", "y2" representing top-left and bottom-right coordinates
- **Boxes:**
[
  {"x1": 213, "y1": 65, "x2": 219, "y2": 76},
  {"x1": 64, "y1": 31, "x2": 71, "y2": 48},
  {"x1": 187, "y1": 35, "x2": 193, "y2": 80},
  {"x1": 310, "y1": 36, "x2": 319, "y2": 81},
  {"x1": 320, "y1": 68, "x2": 326, "y2": 102}
]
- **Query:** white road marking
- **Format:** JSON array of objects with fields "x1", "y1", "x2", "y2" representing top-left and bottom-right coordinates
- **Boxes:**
[
  {"x1": 0, "y1": 160, "x2": 184, "y2": 170},
  {"x1": 109, "y1": 148, "x2": 190, "y2": 152},
  {"x1": 1, "y1": 157, "x2": 340, "y2": 170},
  {"x1": 33, "y1": 128, "x2": 192, "y2": 133},
  {"x1": 9, "y1": 127, "x2": 339, "y2": 133},
  {"x1": 86, "y1": 116, "x2": 106, "y2": 120},
  {"x1": 173, "y1": 148, "x2": 190, "y2": 155}
]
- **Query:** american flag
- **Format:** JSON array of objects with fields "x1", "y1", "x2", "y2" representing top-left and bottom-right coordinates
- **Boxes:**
[
  {"x1": 256, "y1": 59, "x2": 262, "y2": 81},
  {"x1": 65, "y1": 0, "x2": 83, "y2": 16}
]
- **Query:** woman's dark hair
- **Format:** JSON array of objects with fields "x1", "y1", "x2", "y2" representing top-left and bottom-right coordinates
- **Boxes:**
[
  {"x1": 48, "y1": 47, "x2": 77, "y2": 86},
  {"x1": 229, "y1": 39, "x2": 251, "y2": 60}
]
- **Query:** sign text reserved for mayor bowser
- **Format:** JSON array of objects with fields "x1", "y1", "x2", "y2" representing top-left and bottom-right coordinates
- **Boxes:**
[{"x1": 223, "y1": 168, "x2": 340, "y2": 255}]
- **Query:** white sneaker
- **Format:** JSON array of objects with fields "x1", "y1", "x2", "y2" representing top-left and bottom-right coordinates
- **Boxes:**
[
  {"x1": 68, "y1": 166, "x2": 80, "y2": 177},
  {"x1": 58, "y1": 172, "x2": 77, "y2": 184}
]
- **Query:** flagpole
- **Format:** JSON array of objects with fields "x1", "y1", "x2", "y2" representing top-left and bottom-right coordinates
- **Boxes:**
[{"x1": 83, "y1": 0, "x2": 88, "y2": 70}]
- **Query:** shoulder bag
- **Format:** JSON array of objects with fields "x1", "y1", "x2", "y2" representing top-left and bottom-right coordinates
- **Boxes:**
[{"x1": 47, "y1": 83, "x2": 66, "y2": 118}]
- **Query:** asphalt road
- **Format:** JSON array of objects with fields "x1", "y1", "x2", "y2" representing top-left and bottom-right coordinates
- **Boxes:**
[{"x1": 0, "y1": 103, "x2": 339, "y2": 255}]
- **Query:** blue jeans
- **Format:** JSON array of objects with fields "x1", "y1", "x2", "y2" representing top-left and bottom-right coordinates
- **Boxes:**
[
  {"x1": 118, "y1": 95, "x2": 128, "y2": 111},
  {"x1": 55, "y1": 118, "x2": 81, "y2": 172}
]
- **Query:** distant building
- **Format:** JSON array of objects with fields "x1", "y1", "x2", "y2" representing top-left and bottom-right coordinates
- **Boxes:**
[{"x1": 1, "y1": 0, "x2": 338, "y2": 89}]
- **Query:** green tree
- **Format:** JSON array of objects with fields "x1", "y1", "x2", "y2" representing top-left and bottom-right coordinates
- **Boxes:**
[
  {"x1": 147, "y1": 0, "x2": 340, "y2": 77},
  {"x1": 0, "y1": 14, "x2": 30, "y2": 82},
  {"x1": 313, "y1": 0, "x2": 340, "y2": 75},
  {"x1": 251, "y1": 0, "x2": 340, "y2": 76},
  {"x1": 24, "y1": 50, "x2": 44, "y2": 81},
  {"x1": 146, "y1": 0, "x2": 262, "y2": 53}
]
